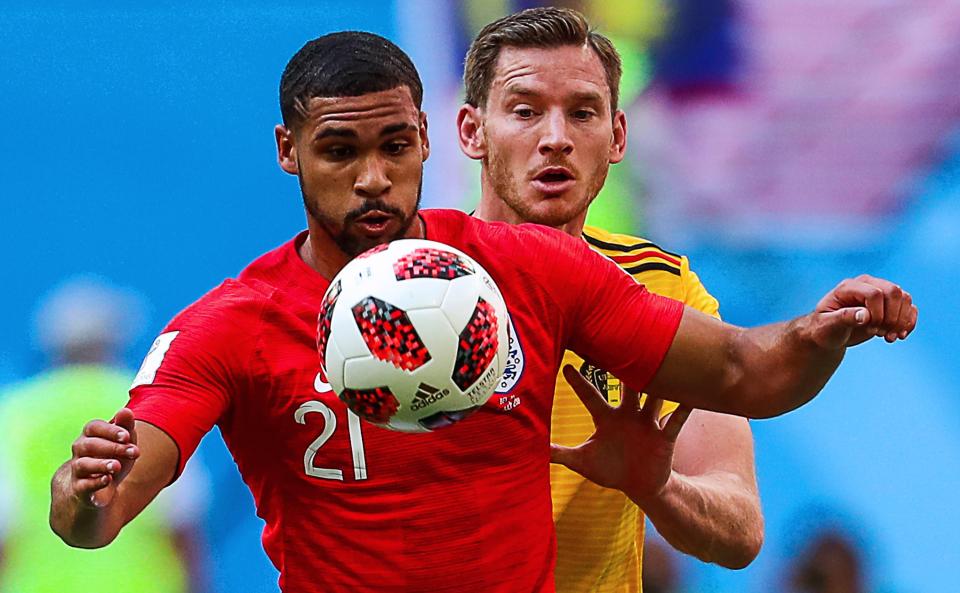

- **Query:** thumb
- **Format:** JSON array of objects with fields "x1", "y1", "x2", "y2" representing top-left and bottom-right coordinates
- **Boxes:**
[
  {"x1": 111, "y1": 408, "x2": 138, "y2": 445},
  {"x1": 550, "y1": 443, "x2": 586, "y2": 477},
  {"x1": 813, "y1": 307, "x2": 870, "y2": 348}
]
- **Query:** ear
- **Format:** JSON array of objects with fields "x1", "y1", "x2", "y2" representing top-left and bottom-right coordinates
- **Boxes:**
[
  {"x1": 608, "y1": 109, "x2": 627, "y2": 165},
  {"x1": 457, "y1": 103, "x2": 486, "y2": 160},
  {"x1": 419, "y1": 111, "x2": 430, "y2": 163},
  {"x1": 275, "y1": 124, "x2": 299, "y2": 175}
]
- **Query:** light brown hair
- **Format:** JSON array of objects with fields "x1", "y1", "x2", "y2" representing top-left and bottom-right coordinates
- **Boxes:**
[{"x1": 463, "y1": 6, "x2": 623, "y2": 111}]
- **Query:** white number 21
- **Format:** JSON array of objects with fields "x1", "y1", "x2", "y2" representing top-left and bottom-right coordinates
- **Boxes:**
[{"x1": 294, "y1": 401, "x2": 368, "y2": 481}]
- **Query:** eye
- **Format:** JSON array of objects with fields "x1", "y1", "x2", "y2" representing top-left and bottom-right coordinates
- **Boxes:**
[
  {"x1": 326, "y1": 145, "x2": 355, "y2": 160},
  {"x1": 384, "y1": 141, "x2": 409, "y2": 155},
  {"x1": 514, "y1": 108, "x2": 536, "y2": 119},
  {"x1": 572, "y1": 109, "x2": 596, "y2": 121}
]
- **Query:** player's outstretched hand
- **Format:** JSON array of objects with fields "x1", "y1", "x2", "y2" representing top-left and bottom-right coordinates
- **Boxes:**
[
  {"x1": 68, "y1": 408, "x2": 140, "y2": 508},
  {"x1": 809, "y1": 274, "x2": 918, "y2": 349},
  {"x1": 550, "y1": 365, "x2": 692, "y2": 503}
]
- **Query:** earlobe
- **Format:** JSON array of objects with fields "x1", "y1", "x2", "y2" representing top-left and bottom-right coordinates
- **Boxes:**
[
  {"x1": 275, "y1": 124, "x2": 299, "y2": 175},
  {"x1": 457, "y1": 104, "x2": 486, "y2": 160}
]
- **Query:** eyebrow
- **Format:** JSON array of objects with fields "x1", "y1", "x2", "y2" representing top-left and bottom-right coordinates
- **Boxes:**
[
  {"x1": 314, "y1": 122, "x2": 418, "y2": 143},
  {"x1": 503, "y1": 86, "x2": 604, "y2": 105}
]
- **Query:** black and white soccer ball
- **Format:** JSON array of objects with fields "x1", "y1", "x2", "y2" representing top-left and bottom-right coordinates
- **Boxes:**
[{"x1": 317, "y1": 239, "x2": 510, "y2": 432}]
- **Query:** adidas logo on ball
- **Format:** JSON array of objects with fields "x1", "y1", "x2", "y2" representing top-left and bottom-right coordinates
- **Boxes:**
[{"x1": 410, "y1": 383, "x2": 450, "y2": 411}]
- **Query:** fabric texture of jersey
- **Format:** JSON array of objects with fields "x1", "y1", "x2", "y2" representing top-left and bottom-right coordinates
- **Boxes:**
[
  {"x1": 551, "y1": 225, "x2": 721, "y2": 593},
  {"x1": 127, "y1": 209, "x2": 684, "y2": 593},
  {"x1": 0, "y1": 366, "x2": 189, "y2": 593}
]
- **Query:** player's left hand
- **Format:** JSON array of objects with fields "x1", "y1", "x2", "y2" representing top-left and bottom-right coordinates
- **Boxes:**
[{"x1": 550, "y1": 365, "x2": 692, "y2": 504}]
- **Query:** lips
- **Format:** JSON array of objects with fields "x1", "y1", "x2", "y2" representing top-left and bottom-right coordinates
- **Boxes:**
[
  {"x1": 353, "y1": 210, "x2": 396, "y2": 236},
  {"x1": 532, "y1": 166, "x2": 576, "y2": 195}
]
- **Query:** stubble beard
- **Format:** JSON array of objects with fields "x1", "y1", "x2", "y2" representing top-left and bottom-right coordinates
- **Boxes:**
[
  {"x1": 485, "y1": 146, "x2": 609, "y2": 229},
  {"x1": 300, "y1": 173, "x2": 423, "y2": 258}
]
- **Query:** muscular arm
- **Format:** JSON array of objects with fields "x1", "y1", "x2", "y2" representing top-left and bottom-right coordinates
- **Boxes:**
[
  {"x1": 50, "y1": 415, "x2": 178, "y2": 548},
  {"x1": 641, "y1": 411, "x2": 762, "y2": 568},
  {"x1": 645, "y1": 275, "x2": 916, "y2": 418}
]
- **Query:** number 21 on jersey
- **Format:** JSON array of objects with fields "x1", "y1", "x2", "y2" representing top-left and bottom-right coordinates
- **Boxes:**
[{"x1": 294, "y1": 400, "x2": 368, "y2": 481}]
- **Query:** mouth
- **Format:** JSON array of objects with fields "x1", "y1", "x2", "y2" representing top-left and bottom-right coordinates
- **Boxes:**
[
  {"x1": 531, "y1": 167, "x2": 576, "y2": 195},
  {"x1": 352, "y1": 210, "x2": 397, "y2": 236}
]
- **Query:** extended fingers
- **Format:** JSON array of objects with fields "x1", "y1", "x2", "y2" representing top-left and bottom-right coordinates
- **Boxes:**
[
  {"x1": 549, "y1": 442, "x2": 587, "y2": 476},
  {"x1": 638, "y1": 394, "x2": 663, "y2": 423},
  {"x1": 562, "y1": 365, "x2": 610, "y2": 420},
  {"x1": 660, "y1": 405, "x2": 692, "y2": 440}
]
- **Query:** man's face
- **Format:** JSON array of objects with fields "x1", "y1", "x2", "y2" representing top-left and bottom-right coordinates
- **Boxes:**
[
  {"x1": 464, "y1": 45, "x2": 626, "y2": 228},
  {"x1": 276, "y1": 86, "x2": 429, "y2": 256}
]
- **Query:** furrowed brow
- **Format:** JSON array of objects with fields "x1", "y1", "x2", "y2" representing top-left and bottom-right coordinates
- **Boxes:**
[
  {"x1": 379, "y1": 123, "x2": 418, "y2": 137},
  {"x1": 314, "y1": 127, "x2": 358, "y2": 142}
]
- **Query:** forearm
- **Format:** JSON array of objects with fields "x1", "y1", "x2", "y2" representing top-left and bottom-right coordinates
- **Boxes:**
[
  {"x1": 49, "y1": 462, "x2": 125, "y2": 548},
  {"x1": 727, "y1": 315, "x2": 844, "y2": 418},
  {"x1": 636, "y1": 469, "x2": 763, "y2": 569}
]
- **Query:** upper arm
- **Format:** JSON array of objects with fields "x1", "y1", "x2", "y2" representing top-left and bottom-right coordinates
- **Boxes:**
[
  {"x1": 644, "y1": 307, "x2": 743, "y2": 414},
  {"x1": 115, "y1": 420, "x2": 180, "y2": 525}
]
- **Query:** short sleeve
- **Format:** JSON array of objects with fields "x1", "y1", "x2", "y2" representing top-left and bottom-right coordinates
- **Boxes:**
[
  {"x1": 523, "y1": 227, "x2": 685, "y2": 394},
  {"x1": 127, "y1": 283, "x2": 262, "y2": 477}
]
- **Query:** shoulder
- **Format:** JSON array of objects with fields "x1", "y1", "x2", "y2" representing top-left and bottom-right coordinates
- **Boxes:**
[
  {"x1": 582, "y1": 225, "x2": 683, "y2": 277},
  {"x1": 582, "y1": 225, "x2": 720, "y2": 315}
]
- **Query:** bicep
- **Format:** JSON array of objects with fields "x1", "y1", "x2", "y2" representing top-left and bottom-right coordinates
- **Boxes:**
[
  {"x1": 644, "y1": 306, "x2": 741, "y2": 412},
  {"x1": 115, "y1": 420, "x2": 179, "y2": 524}
]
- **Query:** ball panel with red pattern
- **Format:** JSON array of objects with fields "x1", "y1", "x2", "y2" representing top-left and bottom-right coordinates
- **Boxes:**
[
  {"x1": 338, "y1": 386, "x2": 400, "y2": 424},
  {"x1": 352, "y1": 296, "x2": 432, "y2": 371},
  {"x1": 316, "y1": 279, "x2": 342, "y2": 368},
  {"x1": 452, "y1": 297, "x2": 499, "y2": 390},
  {"x1": 394, "y1": 248, "x2": 475, "y2": 281},
  {"x1": 355, "y1": 243, "x2": 389, "y2": 260}
]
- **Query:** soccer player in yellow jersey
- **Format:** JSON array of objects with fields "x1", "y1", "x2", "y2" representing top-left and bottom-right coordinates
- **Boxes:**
[{"x1": 458, "y1": 7, "x2": 763, "y2": 592}]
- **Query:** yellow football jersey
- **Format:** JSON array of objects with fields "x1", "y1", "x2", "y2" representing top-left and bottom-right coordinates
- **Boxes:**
[{"x1": 551, "y1": 225, "x2": 720, "y2": 593}]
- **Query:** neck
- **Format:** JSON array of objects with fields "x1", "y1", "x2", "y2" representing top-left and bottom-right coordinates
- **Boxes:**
[{"x1": 299, "y1": 214, "x2": 426, "y2": 279}]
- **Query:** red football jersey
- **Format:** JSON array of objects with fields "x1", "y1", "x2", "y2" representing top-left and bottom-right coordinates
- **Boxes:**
[{"x1": 128, "y1": 209, "x2": 683, "y2": 593}]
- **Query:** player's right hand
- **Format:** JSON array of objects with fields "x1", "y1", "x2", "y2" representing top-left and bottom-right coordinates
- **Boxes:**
[
  {"x1": 808, "y1": 274, "x2": 918, "y2": 349},
  {"x1": 68, "y1": 408, "x2": 140, "y2": 508}
]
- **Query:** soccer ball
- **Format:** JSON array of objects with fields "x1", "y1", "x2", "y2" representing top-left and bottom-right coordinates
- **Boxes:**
[{"x1": 317, "y1": 239, "x2": 510, "y2": 432}]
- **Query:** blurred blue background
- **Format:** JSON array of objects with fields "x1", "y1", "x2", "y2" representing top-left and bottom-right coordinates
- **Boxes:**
[{"x1": 1, "y1": 1, "x2": 957, "y2": 592}]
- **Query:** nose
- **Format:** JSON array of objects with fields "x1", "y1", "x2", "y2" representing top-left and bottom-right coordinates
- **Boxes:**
[
  {"x1": 537, "y1": 111, "x2": 574, "y2": 156},
  {"x1": 354, "y1": 155, "x2": 391, "y2": 198}
]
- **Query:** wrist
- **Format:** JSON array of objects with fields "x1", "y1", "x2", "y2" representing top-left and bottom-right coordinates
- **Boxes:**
[{"x1": 627, "y1": 470, "x2": 680, "y2": 512}]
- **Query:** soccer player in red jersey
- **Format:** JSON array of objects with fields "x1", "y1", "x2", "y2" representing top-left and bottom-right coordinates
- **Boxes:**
[
  {"x1": 49, "y1": 32, "x2": 916, "y2": 593},
  {"x1": 457, "y1": 8, "x2": 761, "y2": 590}
]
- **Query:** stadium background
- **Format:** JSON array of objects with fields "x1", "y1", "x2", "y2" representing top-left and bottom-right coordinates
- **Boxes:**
[{"x1": 1, "y1": 1, "x2": 957, "y2": 591}]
